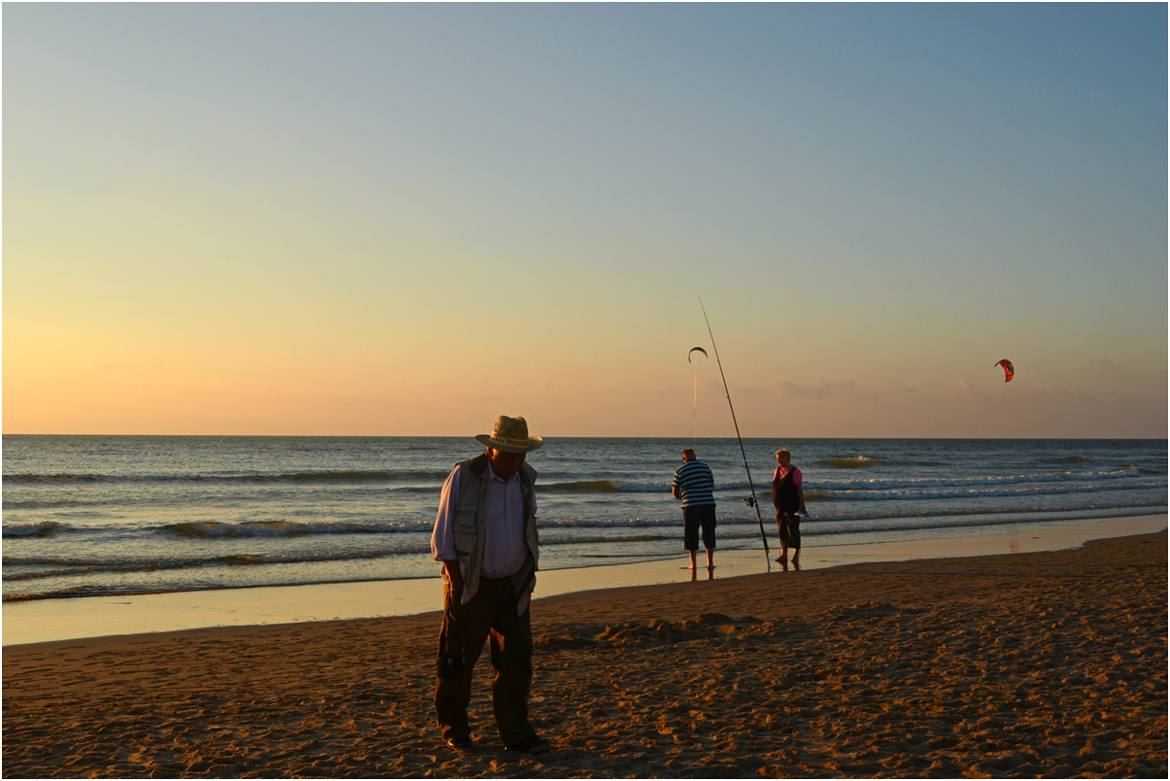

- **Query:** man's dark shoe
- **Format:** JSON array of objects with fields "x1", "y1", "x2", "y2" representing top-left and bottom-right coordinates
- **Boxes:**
[
  {"x1": 504, "y1": 735, "x2": 552, "y2": 755},
  {"x1": 445, "y1": 736, "x2": 479, "y2": 752}
]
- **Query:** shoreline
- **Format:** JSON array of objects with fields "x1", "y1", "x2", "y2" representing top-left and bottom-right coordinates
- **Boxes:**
[
  {"x1": 3, "y1": 528, "x2": 1165, "y2": 777},
  {"x1": 3, "y1": 513, "x2": 1165, "y2": 648}
]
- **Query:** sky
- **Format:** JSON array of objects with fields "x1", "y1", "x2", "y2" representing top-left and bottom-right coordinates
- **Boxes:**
[{"x1": 3, "y1": 3, "x2": 1166, "y2": 438}]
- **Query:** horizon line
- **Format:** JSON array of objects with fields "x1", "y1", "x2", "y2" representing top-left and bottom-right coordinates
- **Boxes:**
[{"x1": 3, "y1": 433, "x2": 1167, "y2": 441}]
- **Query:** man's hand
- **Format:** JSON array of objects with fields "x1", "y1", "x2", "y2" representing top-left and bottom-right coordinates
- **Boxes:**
[{"x1": 443, "y1": 560, "x2": 464, "y2": 595}]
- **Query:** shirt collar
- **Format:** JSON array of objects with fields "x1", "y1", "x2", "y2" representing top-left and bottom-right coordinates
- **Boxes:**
[{"x1": 486, "y1": 462, "x2": 516, "y2": 484}]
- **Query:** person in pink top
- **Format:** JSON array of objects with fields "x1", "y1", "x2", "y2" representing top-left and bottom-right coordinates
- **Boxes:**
[{"x1": 771, "y1": 449, "x2": 806, "y2": 571}]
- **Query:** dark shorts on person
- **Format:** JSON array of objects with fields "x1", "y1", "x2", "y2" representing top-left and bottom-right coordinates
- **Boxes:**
[
  {"x1": 776, "y1": 511, "x2": 801, "y2": 549},
  {"x1": 683, "y1": 504, "x2": 717, "y2": 551}
]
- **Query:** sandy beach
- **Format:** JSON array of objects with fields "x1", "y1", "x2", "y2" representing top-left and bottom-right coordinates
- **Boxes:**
[{"x1": 3, "y1": 530, "x2": 1166, "y2": 778}]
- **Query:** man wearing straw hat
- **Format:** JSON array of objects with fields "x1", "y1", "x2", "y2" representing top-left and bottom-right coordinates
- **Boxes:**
[{"x1": 430, "y1": 415, "x2": 551, "y2": 755}]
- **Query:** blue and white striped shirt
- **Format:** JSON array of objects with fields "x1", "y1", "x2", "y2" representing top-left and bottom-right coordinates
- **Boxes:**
[{"x1": 673, "y1": 460, "x2": 715, "y2": 508}]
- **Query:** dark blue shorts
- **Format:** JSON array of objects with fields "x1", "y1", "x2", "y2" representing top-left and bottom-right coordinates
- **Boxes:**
[{"x1": 683, "y1": 504, "x2": 717, "y2": 551}]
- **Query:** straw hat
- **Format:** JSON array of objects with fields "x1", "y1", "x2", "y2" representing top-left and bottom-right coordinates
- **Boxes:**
[{"x1": 475, "y1": 415, "x2": 544, "y2": 453}]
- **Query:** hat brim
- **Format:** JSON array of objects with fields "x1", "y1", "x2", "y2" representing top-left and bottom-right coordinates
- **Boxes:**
[{"x1": 475, "y1": 434, "x2": 543, "y2": 453}]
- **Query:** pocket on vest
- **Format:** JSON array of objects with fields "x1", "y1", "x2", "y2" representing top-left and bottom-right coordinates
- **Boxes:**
[{"x1": 453, "y1": 514, "x2": 477, "y2": 555}]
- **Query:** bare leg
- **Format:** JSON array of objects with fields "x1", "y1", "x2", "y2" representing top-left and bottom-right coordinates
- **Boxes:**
[
  {"x1": 688, "y1": 550, "x2": 697, "y2": 571},
  {"x1": 777, "y1": 541, "x2": 788, "y2": 570},
  {"x1": 791, "y1": 548, "x2": 800, "y2": 570},
  {"x1": 706, "y1": 548, "x2": 714, "y2": 570}
]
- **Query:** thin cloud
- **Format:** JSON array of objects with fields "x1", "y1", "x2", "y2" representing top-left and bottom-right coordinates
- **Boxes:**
[
  {"x1": 836, "y1": 380, "x2": 879, "y2": 401},
  {"x1": 946, "y1": 380, "x2": 992, "y2": 401},
  {"x1": 737, "y1": 383, "x2": 774, "y2": 398},
  {"x1": 777, "y1": 379, "x2": 834, "y2": 400},
  {"x1": 772, "y1": 378, "x2": 876, "y2": 401},
  {"x1": 1035, "y1": 386, "x2": 1100, "y2": 403}
]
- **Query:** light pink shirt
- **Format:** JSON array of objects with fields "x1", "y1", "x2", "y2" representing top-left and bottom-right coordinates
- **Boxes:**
[{"x1": 431, "y1": 461, "x2": 534, "y2": 579}]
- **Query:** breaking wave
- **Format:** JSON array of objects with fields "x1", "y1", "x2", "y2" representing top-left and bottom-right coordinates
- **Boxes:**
[
  {"x1": 2, "y1": 547, "x2": 427, "y2": 587},
  {"x1": 809, "y1": 466, "x2": 1147, "y2": 493},
  {"x1": 159, "y1": 520, "x2": 432, "y2": 538},
  {"x1": 4, "y1": 470, "x2": 451, "y2": 485},
  {"x1": 1, "y1": 521, "x2": 66, "y2": 538},
  {"x1": 541, "y1": 480, "x2": 666, "y2": 494},
  {"x1": 819, "y1": 456, "x2": 879, "y2": 469}
]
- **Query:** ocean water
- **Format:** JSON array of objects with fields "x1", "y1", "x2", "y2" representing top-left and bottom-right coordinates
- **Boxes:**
[{"x1": 2, "y1": 436, "x2": 1165, "y2": 602}]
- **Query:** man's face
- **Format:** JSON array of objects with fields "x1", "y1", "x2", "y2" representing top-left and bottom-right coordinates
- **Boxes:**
[
  {"x1": 488, "y1": 448, "x2": 526, "y2": 480},
  {"x1": 777, "y1": 453, "x2": 791, "y2": 469}
]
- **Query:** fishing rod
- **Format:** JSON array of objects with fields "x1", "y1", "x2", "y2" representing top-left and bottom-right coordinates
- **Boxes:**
[
  {"x1": 698, "y1": 296, "x2": 771, "y2": 572},
  {"x1": 691, "y1": 360, "x2": 700, "y2": 448}
]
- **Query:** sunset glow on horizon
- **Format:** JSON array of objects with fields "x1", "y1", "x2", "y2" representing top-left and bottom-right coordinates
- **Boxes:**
[{"x1": 4, "y1": 4, "x2": 1166, "y2": 438}]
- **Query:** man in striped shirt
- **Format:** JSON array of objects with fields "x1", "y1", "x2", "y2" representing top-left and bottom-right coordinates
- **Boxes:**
[{"x1": 671, "y1": 448, "x2": 717, "y2": 572}]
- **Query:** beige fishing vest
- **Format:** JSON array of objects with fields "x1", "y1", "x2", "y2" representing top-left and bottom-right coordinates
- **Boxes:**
[{"x1": 451, "y1": 452, "x2": 539, "y2": 614}]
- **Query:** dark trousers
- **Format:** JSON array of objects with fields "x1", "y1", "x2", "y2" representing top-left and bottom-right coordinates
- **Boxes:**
[
  {"x1": 776, "y1": 511, "x2": 801, "y2": 549},
  {"x1": 434, "y1": 577, "x2": 535, "y2": 746}
]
